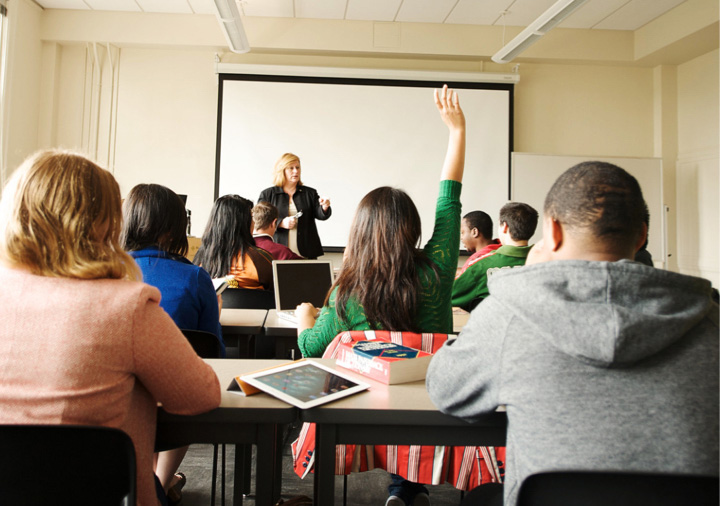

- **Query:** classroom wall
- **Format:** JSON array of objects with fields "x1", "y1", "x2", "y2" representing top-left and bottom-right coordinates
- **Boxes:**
[
  {"x1": 3, "y1": 3, "x2": 718, "y2": 286},
  {"x1": 1, "y1": 0, "x2": 42, "y2": 185},
  {"x1": 675, "y1": 49, "x2": 719, "y2": 285}
]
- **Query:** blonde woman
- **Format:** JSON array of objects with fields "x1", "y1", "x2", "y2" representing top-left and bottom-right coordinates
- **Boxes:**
[
  {"x1": 258, "y1": 153, "x2": 331, "y2": 259},
  {"x1": 0, "y1": 150, "x2": 221, "y2": 506}
]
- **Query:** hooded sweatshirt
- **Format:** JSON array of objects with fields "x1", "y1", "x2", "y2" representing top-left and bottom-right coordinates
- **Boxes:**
[{"x1": 427, "y1": 259, "x2": 719, "y2": 506}]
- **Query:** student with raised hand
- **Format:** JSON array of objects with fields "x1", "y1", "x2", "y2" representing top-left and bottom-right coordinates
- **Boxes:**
[
  {"x1": 0, "y1": 150, "x2": 221, "y2": 506},
  {"x1": 121, "y1": 183, "x2": 224, "y2": 504},
  {"x1": 295, "y1": 85, "x2": 465, "y2": 506},
  {"x1": 193, "y1": 194, "x2": 274, "y2": 290}
]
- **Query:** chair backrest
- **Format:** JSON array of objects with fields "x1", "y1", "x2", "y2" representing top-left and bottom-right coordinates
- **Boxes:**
[
  {"x1": 181, "y1": 329, "x2": 222, "y2": 359},
  {"x1": 0, "y1": 424, "x2": 136, "y2": 506},
  {"x1": 517, "y1": 471, "x2": 720, "y2": 506},
  {"x1": 222, "y1": 288, "x2": 276, "y2": 309}
]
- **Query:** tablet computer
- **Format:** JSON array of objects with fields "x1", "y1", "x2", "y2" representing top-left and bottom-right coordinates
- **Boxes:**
[{"x1": 239, "y1": 360, "x2": 370, "y2": 409}]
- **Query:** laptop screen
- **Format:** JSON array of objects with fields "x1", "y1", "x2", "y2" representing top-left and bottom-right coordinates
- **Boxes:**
[{"x1": 272, "y1": 260, "x2": 334, "y2": 311}]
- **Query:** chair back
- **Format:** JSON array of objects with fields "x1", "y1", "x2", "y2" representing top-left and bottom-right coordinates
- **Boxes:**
[
  {"x1": 0, "y1": 424, "x2": 136, "y2": 505},
  {"x1": 181, "y1": 329, "x2": 222, "y2": 359},
  {"x1": 222, "y1": 288, "x2": 275, "y2": 309},
  {"x1": 517, "y1": 471, "x2": 720, "y2": 506}
]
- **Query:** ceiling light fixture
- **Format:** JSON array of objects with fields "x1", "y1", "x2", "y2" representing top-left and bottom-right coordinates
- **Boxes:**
[
  {"x1": 213, "y1": 0, "x2": 250, "y2": 54},
  {"x1": 491, "y1": 0, "x2": 589, "y2": 64}
]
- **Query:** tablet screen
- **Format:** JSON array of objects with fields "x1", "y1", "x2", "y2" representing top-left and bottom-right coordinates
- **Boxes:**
[{"x1": 240, "y1": 361, "x2": 370, "y2": 408}]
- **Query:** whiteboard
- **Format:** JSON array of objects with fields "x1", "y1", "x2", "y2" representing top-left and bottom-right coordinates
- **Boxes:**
[
  {"x1": 511, "y1": 153, "x2": 664, "y2": 266},
  {"x1": 216, "y1": 70, "x2": 514, "y2": 251}
]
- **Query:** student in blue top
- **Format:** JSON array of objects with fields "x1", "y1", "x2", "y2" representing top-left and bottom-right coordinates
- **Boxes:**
[
  {"x1": 121, "y1": 183, "x2": 224, "y2": 504},
  {"x1": 121, "y1": 184, "x2": 224, "y2": 355}
]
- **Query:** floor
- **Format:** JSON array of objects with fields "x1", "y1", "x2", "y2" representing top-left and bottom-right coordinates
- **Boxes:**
[{"x1": 175, "y1": 423, "x2": 466, "y2": 506}]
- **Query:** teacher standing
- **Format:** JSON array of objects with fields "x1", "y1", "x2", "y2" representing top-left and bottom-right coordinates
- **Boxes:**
[{"x1": 258, "y1": 153, "x2": 331, "y2": 259}]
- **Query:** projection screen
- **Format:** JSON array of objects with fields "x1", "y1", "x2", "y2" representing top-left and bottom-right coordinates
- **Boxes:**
[{"x1": 215, "y1": 66, "x2": 515, "y2": 252}]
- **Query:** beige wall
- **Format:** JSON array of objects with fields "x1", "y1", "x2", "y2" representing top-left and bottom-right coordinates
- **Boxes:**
[
  {"x1": 2, "y1": 3, "x2": 718, "y2": 286},
  {"x1": 2, "y1": 0, "x2": 42, "y2": 185},
  {"x1": 676, "y1": 49, "x2": 719, "y2": 285}
]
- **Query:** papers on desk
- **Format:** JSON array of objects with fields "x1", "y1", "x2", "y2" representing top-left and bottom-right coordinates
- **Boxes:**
[
  {"x1": 212, "y1": 276, "x2": 233, "y2": 294},
  {"x1": 228, "y1": 359, "x2": 370, "y2": 409}
]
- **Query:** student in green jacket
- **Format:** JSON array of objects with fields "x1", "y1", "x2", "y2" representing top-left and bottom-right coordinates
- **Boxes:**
[
  {"x1": 295, "y1": 85, "x2": 465, "y2": 506},
  {"x1": 452, "y1": 202, "x2": 538, "y2": 311}
]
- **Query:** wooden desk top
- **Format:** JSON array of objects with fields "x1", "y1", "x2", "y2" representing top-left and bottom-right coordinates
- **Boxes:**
[
  {"x1": 219, "y1": 308, "x2": 268, "y2": 334},
  {"x1": 264, "y1": 310, "x2": 471, "y2": 337},
  {"x1": 300, "y1": 359, "x2": 505, "y2": 429}
]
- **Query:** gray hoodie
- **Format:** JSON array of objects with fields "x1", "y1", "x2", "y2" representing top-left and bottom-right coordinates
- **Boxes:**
[{"x1": 427, "y1": 259, "x2": 719, "y2": 505}]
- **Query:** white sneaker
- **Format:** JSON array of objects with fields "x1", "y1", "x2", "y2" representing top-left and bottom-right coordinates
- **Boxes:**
[
  {"x1": 413, "y1": 492, "x2": 431, "y2": 506},
  {"x1": 385, "y1": 496, "x2": 406, "y2": 506}
]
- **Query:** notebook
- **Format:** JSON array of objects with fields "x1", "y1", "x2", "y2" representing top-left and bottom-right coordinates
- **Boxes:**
[{"x1": 272, "y1": 260, "x2": 334, "y2": 323}]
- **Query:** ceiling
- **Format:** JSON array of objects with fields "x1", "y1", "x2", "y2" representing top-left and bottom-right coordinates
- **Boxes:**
[{"x1": 33, "y1": 0, "x2": 687, "y2": 31}]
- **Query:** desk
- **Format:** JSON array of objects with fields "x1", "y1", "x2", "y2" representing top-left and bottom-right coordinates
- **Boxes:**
[
  {"x1": 156, "y1": 359, "x2": 295, "y2": 506},
  {"x1": 220, "y1": 308, "x2": 267, "y2": 334},
  {"x1": 220, "y1": 309, "x2": 268, "y2": 357},
  {"x1": 264, "y1": 309, "x2": 471, "y2": 338},
  {"x1": 262, "y1": 310, "x2": 302, "y2": 358},
  {"x1": 300, "y1": 359, "x2": 507, "y2": 505}
]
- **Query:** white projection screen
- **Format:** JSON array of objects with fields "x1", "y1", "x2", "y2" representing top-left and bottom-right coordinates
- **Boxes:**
[{"x1": 216, "y1": 68, "x2": 515, "y2": 251}]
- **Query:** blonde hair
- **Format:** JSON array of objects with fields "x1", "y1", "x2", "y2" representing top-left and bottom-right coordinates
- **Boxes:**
[
  {"x1": 272, "y1": 153, "x2": 303, "y2": 187},
  {"x1": 0, "y1": 150, "x2": 141, "y2": 280}
]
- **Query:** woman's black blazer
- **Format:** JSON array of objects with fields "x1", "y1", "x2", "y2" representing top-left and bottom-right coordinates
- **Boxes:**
[{"x1": 258, "y1": 185, "x2": 331, "y2": 259}]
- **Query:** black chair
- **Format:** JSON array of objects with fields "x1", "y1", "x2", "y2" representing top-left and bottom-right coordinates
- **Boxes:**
[
  {"x1": 221, "y1": 288, "x2": 275, "y2": 358},
  {"x1": 221, "y1": 288, "x2": 275, "y2": 309},
  {"x1": 517, "y1": 470, "x2": 720, "y2": 506},
  {"x1": 182, "y1": 328, "x2": 222, "y2": 359},
  {"x1": 0, "y1": 424, "x2": 136, "y2": 505},
  {"x1": 181, "y1": 329, "x2": 226, "y2": 506}
]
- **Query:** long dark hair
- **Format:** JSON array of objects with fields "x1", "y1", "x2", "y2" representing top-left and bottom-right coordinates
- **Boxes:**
[
  {"x1": 193, "y1": 194, "x2": 255, "y2": 278},
  {"x1": 121, "y1": 183, "x2": 188, "y2": 257},
  {"x1": 332, "y1": 187, "x2": 437, "y2": 332}
]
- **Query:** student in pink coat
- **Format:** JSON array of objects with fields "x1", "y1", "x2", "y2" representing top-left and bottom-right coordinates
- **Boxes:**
[{"x1": 0, "y1": 150, "x2": 221, "y2": 506}]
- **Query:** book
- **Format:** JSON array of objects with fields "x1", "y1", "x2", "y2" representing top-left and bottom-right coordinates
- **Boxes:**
[{"x1": 335, "y1": 340, "x2": 432, "y2": 384}]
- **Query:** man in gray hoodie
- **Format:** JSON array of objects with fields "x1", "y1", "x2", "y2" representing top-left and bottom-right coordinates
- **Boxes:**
[{"x1": 426, "y1": 161, "x2": 719, "y2": 506}]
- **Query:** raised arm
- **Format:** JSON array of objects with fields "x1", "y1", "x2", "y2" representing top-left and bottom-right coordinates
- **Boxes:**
[{"x1": 435, "y1": 85, "x2": 466, "y2": 183}]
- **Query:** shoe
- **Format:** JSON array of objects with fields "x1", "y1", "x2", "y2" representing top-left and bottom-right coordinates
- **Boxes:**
[
  {"x1": 413, "y1": 492, "x2": 431, "y2": 506},
  {"x1": 167, "y1": 472, "x2": 186, "y2": 505},
  {"x1": 385, "y1": 495, "x2": 407, "y2": 506}
]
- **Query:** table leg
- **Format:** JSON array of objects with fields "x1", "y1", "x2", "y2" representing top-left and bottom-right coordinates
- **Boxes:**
[
  {"x1": 255, "y1": 424, "x2": 280, "y2": 506},
  {"x1": 314, "y1": 423, "x2": 337, "y2": 505},
  {"x1": 233, "y1": 445, "x2": 245, "y2": 506}
]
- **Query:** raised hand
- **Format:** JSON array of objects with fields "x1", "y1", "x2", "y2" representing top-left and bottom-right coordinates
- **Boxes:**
[{"x1": 434, "y1": 84, "x2": 465, "y2": 132}]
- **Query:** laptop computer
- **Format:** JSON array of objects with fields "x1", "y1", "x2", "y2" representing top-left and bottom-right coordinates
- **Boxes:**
[{"x1": 272, "y1": 260, "x2": 334, "y2": 323}]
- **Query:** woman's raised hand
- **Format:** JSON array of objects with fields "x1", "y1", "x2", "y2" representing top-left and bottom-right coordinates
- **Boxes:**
[
  {"x1": 434, "y1": 85, "x2": 465, "y2": 132},
  {"x1": 435, "y1": 84, "x2": 466, "y2": 183}
]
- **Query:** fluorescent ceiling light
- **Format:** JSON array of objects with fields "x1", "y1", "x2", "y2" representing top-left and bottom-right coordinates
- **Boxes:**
[
  {"x1": 491, "y1": 0, "x2": 589, "y2": 64},
  {"x1": 213, "y1": 0, "x2": 250, "y2": 54}
]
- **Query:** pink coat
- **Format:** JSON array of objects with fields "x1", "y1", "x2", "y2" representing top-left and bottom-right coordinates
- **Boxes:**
[{"x1": 0, "y1": 266, "x2": 221, "y2": 506}]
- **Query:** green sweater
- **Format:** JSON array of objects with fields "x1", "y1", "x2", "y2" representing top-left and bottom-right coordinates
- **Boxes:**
[
  {"x1": 451, "y1": 244, "x2": 532, "y2": 311},
  {"x1": 298, "y1": 180, "x2": 462, "y2": 358}
]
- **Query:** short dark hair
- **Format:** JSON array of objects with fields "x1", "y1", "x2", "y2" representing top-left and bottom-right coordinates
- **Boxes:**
[
  {"x1": 252, "y1": 201, "x2": 278, "y2": 230},
  {"x1": 463, "y1": 211, "x2": 493, "y2": 240},
  {"x1": 544, "y1": 161, "x2": 646, "y2": 248},
  {"x1": 499, "y1": 202, "x2": 538, "y2": 241},
  {"x1": 121, "y1": 183, "x2": 188, "y2": 256}
]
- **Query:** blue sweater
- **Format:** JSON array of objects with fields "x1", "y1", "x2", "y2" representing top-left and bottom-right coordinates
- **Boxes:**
[{"x1": 129, "y1": 247, "x2": 225, "y2": 357}]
